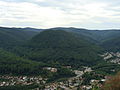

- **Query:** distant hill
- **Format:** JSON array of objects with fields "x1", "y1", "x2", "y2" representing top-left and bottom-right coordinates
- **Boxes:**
[
  {"x1": 0, "y1": 26, "x2": 120, "y2": 67},
  {"x1": 0, "y1": 26, "x2": 120, "y2": 74},
  {"x1": 0, "y1": 27, "x2": 40, "y2": 48},
  {"x1": 28, "y1": 30, "x2": 94, "y2": 48},
  {"x1": 50, "y1": 27, "x2": 120, "y2": 42},
  {"x1": 1, "y1": 26, "x2": 120, "y2": 51},
  {"x1": 14, "y1": 30, "x2": 103, "y2": 67},
  {"x1": 48, "y1": 27, "x2": 120, "y2": 51},
  {"x1": 101, "y1": 36, "x2": 120, "y2": 52}
]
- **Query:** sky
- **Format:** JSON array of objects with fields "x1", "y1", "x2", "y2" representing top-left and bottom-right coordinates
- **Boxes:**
[{"x1": 0, "y1": 0, "x2": 120, "y2": 29}]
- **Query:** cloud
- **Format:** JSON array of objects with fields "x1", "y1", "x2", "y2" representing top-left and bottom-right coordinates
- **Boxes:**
[
  {"x1": 0, "y1": 1, "x2": 69, "y2": 28},
  {"x1": 0, "y1": 0, "x2": 120, "y2": 29}
]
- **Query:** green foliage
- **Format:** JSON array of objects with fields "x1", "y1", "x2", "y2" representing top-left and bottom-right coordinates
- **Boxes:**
[
  {"x1": 101, "y1": 36, "x2": 120, "y2": 52},
  {"x1": 92, "y1": 85, "x2": 100, "y2": 90},
  {"x1": 0, "y1": 48, "x2": 47, "y2": 75},
  {"x1": 0, "y1": 27, "x2": 39, "y2": 49},
  {"x1": 56, "y1": 27, "x2": 120, "y2": 52},
  {"x1": 14, "y1": 30, "x2": 103, "y2": 67},
  {"x1": 82, "y1": 72, "x2": 104, "y2": 85},
  {"x1": 93, "y1": 63, "x2": 120, "y2": 75},
  {"x1": 47, "y1": 67, "x2": 76, "y2": 83},
  {"x1": 0, "y1": 27, "x2": 120, "y2": 77}
]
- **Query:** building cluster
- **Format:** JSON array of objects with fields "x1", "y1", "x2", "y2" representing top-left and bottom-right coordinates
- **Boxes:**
[
  {"x1": 0, "y1": 67, "x2": 109, "y2": 90},
  {"x1": 43, "y1": 67, "x2": 57, "y2": 72},
  {"x1": 44, "y1": 75, "x2": 107, "y2": 90},
  {"x1": 45, "y1": 76, "x2": 83, "y2": 90},
  {"x1": 101, "y1": 52, "x2": 120, "y2": 64},
  {"x1": 0, "y1": 75, "x2": 46, "y2": 87},
  {"x1": 0, "y1": 67, "x2": 57, "y2": 87},
  {"x1": 44, "y1": 67, "x2": 106, "y2": 90}
]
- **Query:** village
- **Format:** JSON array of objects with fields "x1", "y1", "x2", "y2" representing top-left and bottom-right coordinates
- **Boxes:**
[
  {"x1": 0, "y1": 66, "x2": 108, "y2": 90},
  {"x1": 0, "y1": 75, "x2": 46, "y2": 87},
  {"x1": 44, "y1": 67, "x2": 107, "y2": 90}
]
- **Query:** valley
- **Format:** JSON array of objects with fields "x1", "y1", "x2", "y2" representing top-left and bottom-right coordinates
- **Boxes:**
[{"x1": 0, "y1": 27, "x2": 120, "y2": 89}]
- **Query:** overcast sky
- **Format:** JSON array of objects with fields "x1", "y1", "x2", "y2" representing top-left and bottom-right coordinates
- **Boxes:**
[{"x1": 0, "y1": 0, "x2": 120, "y2": 29}]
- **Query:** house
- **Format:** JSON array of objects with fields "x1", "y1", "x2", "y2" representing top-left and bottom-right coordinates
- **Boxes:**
[{"x1": 43, "y1": 67, "x2": 57, "y2": 72}]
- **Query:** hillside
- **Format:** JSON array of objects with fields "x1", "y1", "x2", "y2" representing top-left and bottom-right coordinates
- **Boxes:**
[
  {"x1": 0, "y1": 27, "x2": 120, "y2": 89},
  {"x1": 0, "y1": 27, "x2": 40, "y2": 49},
  {"x1": 50, "y1": 27, "x2": 120, "y2": 43},
  {"x1": 1, "y1": 27, "x2": 120, "y2": 52},
  {"x1": 0, "y1": 48, "x2": 47, "y2": 75},
  {"x1": 14, "y1": 30, "x2": 103, "y2": 67},
  {"x1": 0, "y1": 27, "x2": 120, "y2": 72},
  {"x1": 101, "y1": 36, "x2": 120, "y2": 52},
  {"x1": 49, "y1": 27, "x2": 120, "y2": 51},
  {"x1": 102, "y1": 72, "x2": 120, "y2": 90},
  {"x1": 28, "y1": 30, "x2": 94, "y2": 48}
]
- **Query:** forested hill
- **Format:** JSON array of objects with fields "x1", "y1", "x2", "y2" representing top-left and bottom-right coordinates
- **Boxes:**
[
  {"x1": 47, "y1": 27, "x2": 120, "y2": 52},
  {"x1": 49, "y1": 27, "x2": 120, "y2": 42},
  {"x1": 0, "y1": 27, "x2": 40, "y2": 48},
  {"x1": 14, "y1": 30, "x2": 103, "y2": 67},
  {"x1": 0, "y1": 26, "x2": 120, "y2": 75},
  {"x1": 28, "y1": 30, "x2": 94, "y2": 48},
  {"x1": 101, "y1": 36, "x2": 120, "y2": 52},
  {"x1": 1, "y1": 26, "x2": 120, "y2": 51},
  {"x1": 0, "y1": 48, "x2": 46, "y2": 75}
]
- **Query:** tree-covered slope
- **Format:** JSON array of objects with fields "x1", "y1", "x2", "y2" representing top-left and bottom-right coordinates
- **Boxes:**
[
  {"x1": 50, "y1": 27, "x2": 120, "y2": 52},
  {"x1": 0, "y1": 48, "x2": 46, "y2": 75},
  {"x1": 0, "y1": 27, "x2": 39, "y2": 48},
  {"x1": 14, "y1": 30, "x2": 103, "y2": 67},
  {"x1": 28, "y1": 30, "x2": 94, "y2": 48},
  {"x1": 101, "y1": 36, "x2": 120, "y2": 52},
  {"x1": 50, "y1": 27, "x2": 120, "y2": 43}
]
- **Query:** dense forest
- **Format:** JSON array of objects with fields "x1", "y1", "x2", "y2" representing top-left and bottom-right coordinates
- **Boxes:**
[
  {"x1": 0, "y1": 27, "x2": 120, "y2": 76},
  {"x1": 12, "y1": 30, "x2": 103, "y2": 67}
]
